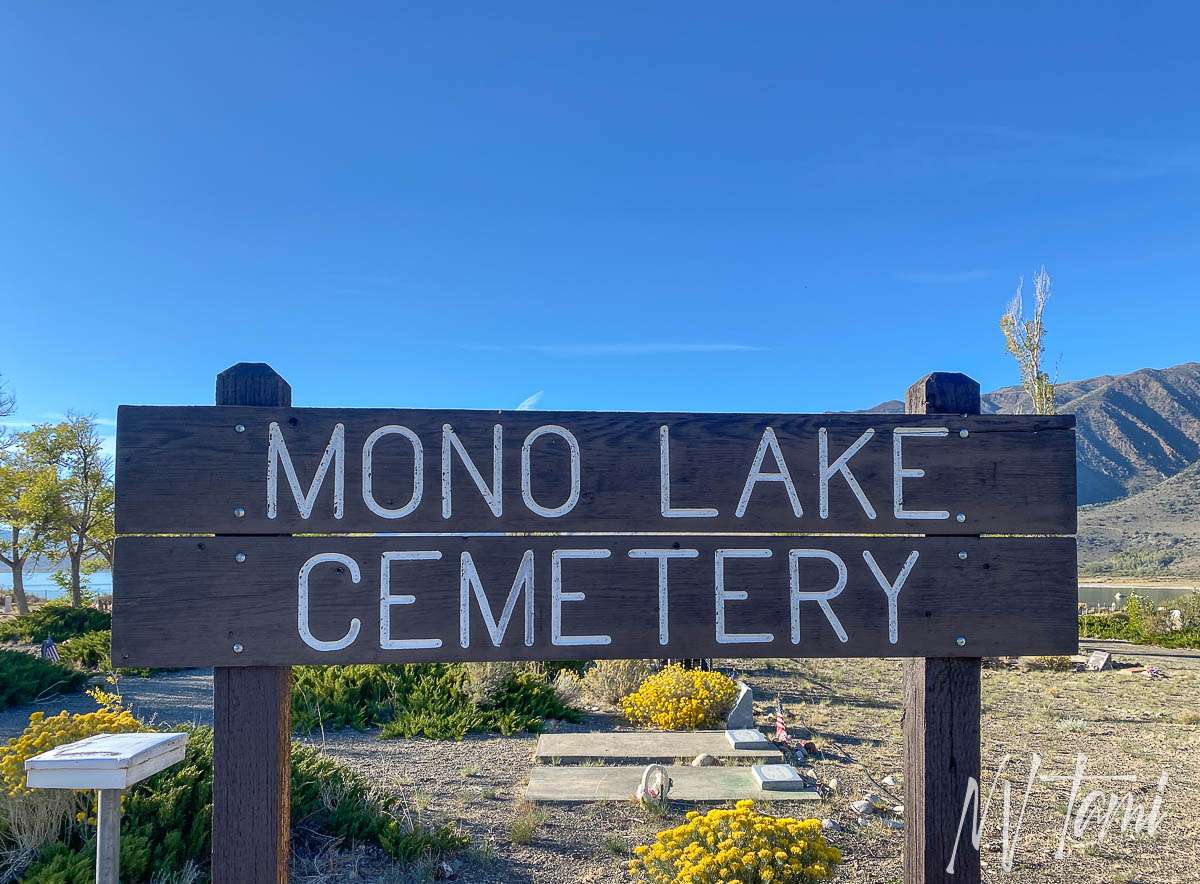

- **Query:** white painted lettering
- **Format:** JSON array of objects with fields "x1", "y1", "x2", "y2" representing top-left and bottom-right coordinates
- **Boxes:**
[
  {"x1": 362, "y1": 425, "x2": 423, "y2": 518},
  {"x1": 787, "y1": 549, "x2": 848, "y2": 644},
  {"x1": 659, "y1": 425, "x2": 718, "y2": 518},
  {"x1": 862, "y1": 550, "x2": 919, "y2": 644},
  {"x1": 380, "y1": 551, "x2": 443, "y2": 649},
  {"x1": 628, "y1": 548, "x2": 699, "y2": 645},
  {"x1": 267, "y1": 422, "x2": 345, "y2": 519},
  {"x1": 297, "y1": 553, "x2": 361, "y2": 652},
  {"x1": 551, "y1": 549, "x2": 612, "y2": 646},
  {"x1": 819, "y1": 427, "x2": 876, "y2": 519},
  {"x1": 459, "y1": 550, "x2": 535, "y2": 648},
  {"x1": 521, "y1": 425, "x2": 581, "y2": 517},
  {"x1": 714, "y1": 549, "x2": 775, "y2": 644},
  {"x1": 441, "y1": 424, "x2": 502, "y2": 518},
  {"x1": 893, "y1": 427, "x2": 950, "y2": 520},
  {"x1": 735, "y1": 428, "x2": 803, "y2": 518}
]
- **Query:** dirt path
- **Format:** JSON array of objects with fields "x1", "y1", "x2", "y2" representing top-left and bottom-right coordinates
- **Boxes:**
[{"x1": 0, "y1": 668, "x2": 214, "y2": 741}]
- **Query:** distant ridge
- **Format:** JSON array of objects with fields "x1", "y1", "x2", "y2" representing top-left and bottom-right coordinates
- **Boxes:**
[
  {"x1": 870, "y1": 362, "x2": 1200, "y2": 506},
  {"x1": 1079, "y1": 461, "x2": 1200, "y2": 576}
]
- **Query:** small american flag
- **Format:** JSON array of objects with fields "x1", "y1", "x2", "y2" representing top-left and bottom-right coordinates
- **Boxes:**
[
  {"x1": 773, "y1": 697, "x2": 789, "y2": 742},
  {"x1": 41, "y1": 637, "x2": 59, "y2": 663}
]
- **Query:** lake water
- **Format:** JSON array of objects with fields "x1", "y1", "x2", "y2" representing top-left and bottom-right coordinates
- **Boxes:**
[
  {"x1": 1, "y1": 570, "x2": 1196, "y2": 608},
  {"x1": 1, "y1": 570, "x2": 114, "y2": 601}
]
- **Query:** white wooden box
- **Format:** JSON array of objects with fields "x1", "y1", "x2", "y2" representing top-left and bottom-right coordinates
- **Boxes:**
[{"x1": 25, "y1": 732, "x2": 188, "y2": 791}]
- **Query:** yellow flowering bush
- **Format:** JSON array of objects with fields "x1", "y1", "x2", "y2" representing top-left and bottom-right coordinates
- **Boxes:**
[
  {"x1": 0, "y1": 683, "x2": 143, "y2": 797},
  {"x1": 627, "y1": 800, "x2": 841, "y2": 883},
  {"x1": 621, "y1": 665, "x2": 738, "y2": 730}
]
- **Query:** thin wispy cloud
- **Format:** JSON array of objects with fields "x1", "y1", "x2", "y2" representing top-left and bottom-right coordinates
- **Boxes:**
[
  {"x1": 465, "y1": 343, "x2": 767, "y2": 356},
  {"x1": 897, "y1": 270, "x2": 990, "y2": 284},
  {"x1": 516, "y1": 390, "x2": 545, "y2": 410}
]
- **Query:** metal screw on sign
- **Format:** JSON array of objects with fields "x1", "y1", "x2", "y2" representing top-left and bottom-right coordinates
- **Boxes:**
[
  {"x1": 958, "y1": 551, "x2": 968, "y2": 560},
  {"x1": 233, "y1": 506, "x2": 246, "y2": 518},
  {"x1": 959, "y1": 429, "x2": 969, "y2": 438},
  {"x1": 956, "y1": 636, "x2": 967, "y2": 647},
  {"x1": 233, "y1": 643, "x2": 244, "y2": 654},
  {"x1": 235, "y1": 552, "x2": 247, "y2": 563},
  {"x1": 234, "y1": 424, "x2": 246, "y2": 433},
  {"x1": 955, "y1": 513, "x2": 966, "y2": 523}
]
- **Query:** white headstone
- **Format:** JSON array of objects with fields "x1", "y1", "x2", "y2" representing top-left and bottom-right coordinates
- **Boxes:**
[
  {"x1": 725, "y1": 728, "x2": 772, "y2": 750},
  {"x1": 2, "y1": 595, "x2": 11, "y2": 616},
  {"x1": 725, "y1": 681, "x2": 754, "y2": 729},
  {"x1": 751, "y1": 764, "x2": 807, "y2": 791},
  {"x1": 1086, "y1": 650, "x2": 1112, "y2": 671}
]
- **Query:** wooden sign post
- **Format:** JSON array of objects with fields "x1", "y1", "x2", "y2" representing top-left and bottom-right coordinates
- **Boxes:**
[
  {"x1": 112, "y1": 363, "x2": 1077, "y2": 883},
  {"x1": 213, "y1": 364, "x2": 292, "y2": 882}
]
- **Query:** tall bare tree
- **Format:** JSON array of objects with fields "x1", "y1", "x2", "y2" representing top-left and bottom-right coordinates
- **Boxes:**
[
  {"x1": 1000, "y1": 266, "x2": 1056, "y2": 414},
  {"x1": 23, "y1": 415, "x2": 114, "y2": 607}
]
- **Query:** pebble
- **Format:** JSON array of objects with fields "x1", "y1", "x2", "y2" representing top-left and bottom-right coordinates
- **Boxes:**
[
  {"x1": 691, "y1": 753, "x2": 718, "y2": 767},
  {"x1": 827, "y1": 776, "x2": 840, "y2": 794},
  {"x1": 850, "y1": 798, "x2": 873, "y2": 815},
  {"x1": 881, "y1": 774, "x2": 897, "y2": 787}
]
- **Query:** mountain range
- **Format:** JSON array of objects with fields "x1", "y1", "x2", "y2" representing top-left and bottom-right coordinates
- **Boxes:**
[{"x1": 870, "y1": 361, "x2": 1200, "y2": 576}]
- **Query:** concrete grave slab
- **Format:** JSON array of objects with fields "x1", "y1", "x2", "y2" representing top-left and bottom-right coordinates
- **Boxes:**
[
  {"x1": 525, "y1": 765, "x2": 821, "y2": 803},
  {"x1": 535, "y1": 731, "x2": 783, "y2": 764}
]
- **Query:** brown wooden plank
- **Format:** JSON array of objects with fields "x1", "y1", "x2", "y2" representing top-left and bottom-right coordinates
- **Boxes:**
[
  {"x1": 211, "y1": 362, "x2": 291, "y2": 884},
  {"x1": 904, "y1": 371, "x2": 981, "y2": 884},
  {"x1": 112, "y1": 534, "x2": 1076, "y2": 668},
  {"x1": 115, "y1": 407, "x2": 1076, "y2": 535},
  {"x1": 213, "y1": 665, "x2": 290, "y2": 884}
]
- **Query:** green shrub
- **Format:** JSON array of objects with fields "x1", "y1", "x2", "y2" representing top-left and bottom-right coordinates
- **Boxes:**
[
  {"x1": 1081, "y1": 546, "x2": 1177, "y2": 577},
  {"x1": 0, "y1": 604, "x2": 111, "y2": 643},
  {"x1": 292, "y1": 663, "x2": 415, "y2": 732},
  {"x1": 17, "y1": 725, "x2": 465, "y2": 882},
  {"x1": 293, "y1": 663, "x2": 582, "y2": 741},
  {"x1": 1078, "y1": 612, "x2": 1134, "y2": 640},
  {"x1": 0, "y1": 649, "x2": 89, "y2": 710},
  {"x1": 54, "y1": 629, "x2": 153, "y2": 679},
  {"x1": 1078, "y1": 603, "x2": 1200, "y2": 650}
]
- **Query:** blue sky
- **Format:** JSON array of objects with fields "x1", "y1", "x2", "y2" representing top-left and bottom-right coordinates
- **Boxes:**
[{"x1": 1, "y1": 2, "x2": 1196, "y2": 457}]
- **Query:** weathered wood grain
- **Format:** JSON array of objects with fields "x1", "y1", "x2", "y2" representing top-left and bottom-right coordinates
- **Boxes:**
[
  {"x1": 211, "y1": 362, "x2": 291, "y2": 884},
  {"x1": 115, "y1": 407, "x2": 1076, "y2": 535},
  {"x1": 112, "y1": 535, "x2": 1076, "y2": 667},
  {"x1": 904, "y1": 371, "x2": 981, "y2": 884}
]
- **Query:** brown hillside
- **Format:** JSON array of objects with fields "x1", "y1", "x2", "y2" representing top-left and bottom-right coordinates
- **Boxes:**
[
  {"x1": 1078, "y1": 461, "x2": 1200, "y2": 576},
  {"x1": 871, "y1": 362, "x2": 1200, "y2": 505}
]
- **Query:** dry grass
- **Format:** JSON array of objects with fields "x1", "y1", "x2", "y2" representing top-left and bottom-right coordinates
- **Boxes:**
[{"x1": 308, "y1": 652, "x2": 1200, "y2": 882}]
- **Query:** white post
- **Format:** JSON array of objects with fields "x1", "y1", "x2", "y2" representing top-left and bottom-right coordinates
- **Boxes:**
[
  {"x1": 96, "y1": 788, "x2": 122, "y2": 884},
  {"x1": 24, "y1": 733, "x2": 188, "y2": 884}
]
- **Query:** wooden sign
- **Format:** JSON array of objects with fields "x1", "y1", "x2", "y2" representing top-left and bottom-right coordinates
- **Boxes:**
[
  {"x1": 110, "y1": 364, "x2": 1077, "y2": 884},
  {"x1": 112, "y1": 535, "x2": 1076, "y2": 668},
  {"x1": 115, "y1": 407, "x2": 1076, "y2": 535}
]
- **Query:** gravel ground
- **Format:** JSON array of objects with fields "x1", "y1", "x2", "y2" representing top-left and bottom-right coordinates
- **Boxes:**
[
  {"x1": 0, "y1": 667, "x2": 214, "y2": 741},
  {"x1": 2, "y1": 647, "x2": 1198, "y2": 883}
]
